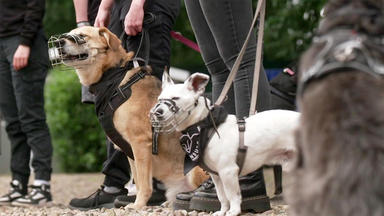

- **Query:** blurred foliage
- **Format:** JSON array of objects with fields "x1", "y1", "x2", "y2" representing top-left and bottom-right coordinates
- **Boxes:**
[
  {"x1": 45, "y1": 67, "x2": 106, "y2": 172},
  {"x1": 264, "y1": 0, "x2": 327, "y2": 67},
  {"x1": 43, "y1": 0, "x2": 326, "y2": 172},
  {"x1": 44, "y1": 1, "x2": 76, "y2": 37}
]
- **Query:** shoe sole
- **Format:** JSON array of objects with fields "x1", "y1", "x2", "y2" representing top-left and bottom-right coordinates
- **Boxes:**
[
  {"x1": 0, "y1": 201, "x2": 12, "y2": 206},
  {"x1": 172, "y1": 199, "x2": 191, "y2": 211},
  {"x1": 11, "y1": 201, "x2": 53, "y2": 207},
  {"x1": 190, "y1": 195, "x2": 271, "y2": 213},
  {"x1": 241, "y1": 196, "x2": 271, "y2": 213},
  {"x1": 114, "y1": 199, "x2": 165, "y2": 208},
  {"x1": 68, "y1": 203, "x2": 115, "y2": 211}
]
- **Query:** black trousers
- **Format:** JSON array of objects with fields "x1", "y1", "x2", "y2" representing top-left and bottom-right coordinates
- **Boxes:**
[
  {"x1": 0, "y1": 29, "x2": 52, "y2": 187},
  {"x1": 102, "y1": 0, "x2": 180, "y2": 188},
  {"x1": 185, "y1": 0, "x2": 270, "y2": 189}
]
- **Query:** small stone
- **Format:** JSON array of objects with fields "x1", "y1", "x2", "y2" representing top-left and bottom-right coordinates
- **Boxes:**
[
  {"x1": 154, "y1": 207, "x2": 163, "y2": 213},
  {"x1": 174, "y1": 209, "x2": 188, "y2": 216},
  {"x1": 188, "y1": 211, "x2": 198, "y2": 216}
]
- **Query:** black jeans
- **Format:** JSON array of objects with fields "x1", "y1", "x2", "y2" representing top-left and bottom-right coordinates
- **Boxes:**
[
  {"x1": 0, "y1": 29, "x2": 52, "y2": 187},
  {"x1": 102, "y1": 0, "x2": 179, "y2": 188},
  {"x1": 185, "y1": 0, "x2": 270, "y2": 189},
  {"x1": 185, "y1": 0, "x2": 270, "y2": 118}
]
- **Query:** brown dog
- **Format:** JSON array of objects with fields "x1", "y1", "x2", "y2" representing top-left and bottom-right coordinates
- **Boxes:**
[
  {"x1": 51, "y1": 26, "x2": 207, "y2": 208},
  {"x1": 287, "y1": 0, "x2": 384, "y2": 216}
]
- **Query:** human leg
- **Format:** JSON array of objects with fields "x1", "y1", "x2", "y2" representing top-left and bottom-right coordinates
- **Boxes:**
[
  {"x1": 181, "y1": 0, "x2": 270, "y2": 213},
  {"x1": 0, "y1": 38, "x2": 30, "y2": 189},
  {"x1": 199, "y1": 0, "x2": 270, "y2": 117},
  {"x1": 0, "y1": 38, "x2": 29, "y2": 205},
  {"x1": 184, "y1": 0, "x2": 235, "y2": 114},
  {"x1": 0, "y1": 30, "x2": 53, "y2": 206}
]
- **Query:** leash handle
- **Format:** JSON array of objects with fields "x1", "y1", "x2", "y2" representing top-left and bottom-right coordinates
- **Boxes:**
[
  {"x1": 119, "y1": 12, "x2": 156, "y2": 67},
  {"x1": 214, "y1": 0, "x2": 265, "y2": 111}
]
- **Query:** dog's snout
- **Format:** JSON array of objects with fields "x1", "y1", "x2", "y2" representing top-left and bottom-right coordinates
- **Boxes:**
[
  {"x1": 156, "y1": 108, "x2": 164, "y2": 116},
  {"x1": 54, "y1": 38, "x2": 65, "y2": 47},
  {"x1": 154, "y1": 108, "x2": 165, "y2": 120}
]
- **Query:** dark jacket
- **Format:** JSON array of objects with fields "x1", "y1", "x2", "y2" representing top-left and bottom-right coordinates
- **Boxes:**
[{"x1": 0, "y1": 0, "x2": 45, "y2": 46}]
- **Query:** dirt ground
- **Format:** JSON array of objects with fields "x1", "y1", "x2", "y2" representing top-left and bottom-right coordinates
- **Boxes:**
[{"x1": 0, "y1": 172, "x2": 289, "y2": 216}]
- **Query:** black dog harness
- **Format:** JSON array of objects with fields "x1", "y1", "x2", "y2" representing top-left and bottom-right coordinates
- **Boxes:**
[
  {"x1": 89, "y1": 59, "x2": 149, "y2": 159},
  {"x1": 180, "y1": 106, "x2": 227, "y2": 175},
  {"x1": 298, "y1": 29, "x2": 384, "y2": 95},
  {"x1": 180, "y1": 106, "x2": 248, "y2": 175}
]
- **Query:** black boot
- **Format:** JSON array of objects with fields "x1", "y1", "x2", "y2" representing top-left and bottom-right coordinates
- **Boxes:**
[
  {"x1": 69, "y1": 185, "x2": 128, "y2": 210},
  {"x1": 114, "y1": 179, "x2": 166, "y2": 208},
  {"x1": 173, "y1": 179, "x2": 216, "y2": 211},
  {"x1": 176, "y1": 169, "x2": 271, "y2": 213}
]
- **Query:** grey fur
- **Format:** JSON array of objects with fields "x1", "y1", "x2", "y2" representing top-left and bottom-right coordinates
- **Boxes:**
[{"x1": 286, "y1": 1, "x2": 384, "y2": 216}]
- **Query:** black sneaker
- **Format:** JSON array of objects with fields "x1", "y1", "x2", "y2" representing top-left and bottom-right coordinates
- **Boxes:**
[
  {"x1": 187, "y1": 170, "x2": 271, "y2": 213},
  {"x1": 69, "y1": 185, "x2": 128, "y2": 210},
  {"x1": 12, "y1": 184, "x2": 52, "y2": 207},
  {"x1": 114, "y1": 180, "x2": 166, "y2": 208},
  {"x1": 0, "y1": 180, "x2": 27, "y2": 206}
]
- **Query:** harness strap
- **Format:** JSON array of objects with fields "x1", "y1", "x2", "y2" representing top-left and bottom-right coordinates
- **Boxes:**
[
  {"x1": 198, "y1": 128, "x2": 219, "y2": 175},
  {"x1": 236, "y1": 118, "x2": 248, "y2": 174},
  {"x1": 98, "y1": 68, "x2": 150, "y2": 159},
  {"x1": 198, "y1": 119, "x2": 248, "y2": 176}
]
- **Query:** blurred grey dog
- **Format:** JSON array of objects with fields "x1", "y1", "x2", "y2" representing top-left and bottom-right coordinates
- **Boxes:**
[{"x1": 287, "y1": 0, "x2": 384, "y2": 216}]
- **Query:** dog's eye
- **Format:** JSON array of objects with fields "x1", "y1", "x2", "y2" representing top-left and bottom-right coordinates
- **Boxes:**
[
  {"x1": 79, "y1": 34, "x2": 87, "y2": 38},
  {"x1": 171, "y1": 97, "x2": 180, "y2": 100}
]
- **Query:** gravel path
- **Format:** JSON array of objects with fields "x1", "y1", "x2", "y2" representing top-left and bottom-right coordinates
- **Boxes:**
[{"x1": 0, "y1": 173, "x2": 288, "y2": 216}]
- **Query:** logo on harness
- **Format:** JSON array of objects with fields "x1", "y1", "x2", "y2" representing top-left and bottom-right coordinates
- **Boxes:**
[{"x1": 180, "y1": 126, "x2": 200, "y2": 162}]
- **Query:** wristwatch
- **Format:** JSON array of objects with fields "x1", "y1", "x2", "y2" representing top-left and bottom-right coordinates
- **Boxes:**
[{"x1": 77, "y1": 21, "x2": 91, "y2": 27}]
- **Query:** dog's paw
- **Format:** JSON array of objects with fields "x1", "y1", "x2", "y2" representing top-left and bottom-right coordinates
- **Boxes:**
[
  {"x1": 124, "y1": 202, "x2": 144, "y2": 210},
  {"x1": 212, "y1": 210, "x2": 226, "y2": 216},
  {"x1": 225, "y1": 209, "x2": 241, "y2": 216}
]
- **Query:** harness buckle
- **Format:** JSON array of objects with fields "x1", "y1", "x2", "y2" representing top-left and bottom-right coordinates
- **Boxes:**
[
  {"x1": 138, "y1": 70, "x2": 147, "y2": 79},
  {"x1": 237, "y1": 118, "x2": 246, "y2": 132}
]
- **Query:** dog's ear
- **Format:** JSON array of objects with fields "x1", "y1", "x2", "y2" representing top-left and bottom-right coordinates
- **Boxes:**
[
  {"x1": 185, "y1": 73, "x2": 210, "y2": 95},
  {"x1": 162, "y1": 68, "x2": 174, "y2": 89},
  {"x1": 99, "y1": 27, "x2": 121, "y2": 51}
]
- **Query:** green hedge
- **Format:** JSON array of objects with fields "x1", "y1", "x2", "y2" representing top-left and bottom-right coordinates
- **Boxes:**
[{"x1": 45, "y1": 67, "x2": 106, "y2": 172}]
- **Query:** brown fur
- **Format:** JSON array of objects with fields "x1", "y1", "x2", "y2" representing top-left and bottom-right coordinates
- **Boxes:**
[
  {"x1": 287, "y1": 1, "x2": 384, "y2": 216},
  {"x1": 63, "y1": 26, "x2": 208, "y2": 208}
]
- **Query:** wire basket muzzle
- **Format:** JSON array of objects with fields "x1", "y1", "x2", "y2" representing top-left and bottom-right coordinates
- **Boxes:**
[{"x1": 48, "y1": 34, "x2": 87, "y2": 68}]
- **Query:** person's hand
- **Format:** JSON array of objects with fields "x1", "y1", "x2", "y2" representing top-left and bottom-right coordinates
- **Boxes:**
[
  {"x1": 13, "y1": 45, "x2": 30, "y2": 71},
  {"x1": 124, "y1": 1, "x2": 145, "y2": 36},
  {"x1": 94, "y1": 6, "x2": 111, "y2": 27}
]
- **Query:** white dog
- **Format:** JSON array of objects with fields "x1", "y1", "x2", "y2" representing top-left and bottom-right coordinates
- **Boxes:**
[{"x1": 150, "y1": 72, "x2": 300, "y2": 216}]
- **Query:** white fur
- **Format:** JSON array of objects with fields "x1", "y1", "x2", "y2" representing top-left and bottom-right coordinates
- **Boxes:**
[{"x1": 155, "y1": 72, "x2": 300, "y2": 216}]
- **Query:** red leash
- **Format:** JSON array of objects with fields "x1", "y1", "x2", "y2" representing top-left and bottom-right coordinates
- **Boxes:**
[{"x1": 170, "y1": 31, "x2": 200, "y2": 53}]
